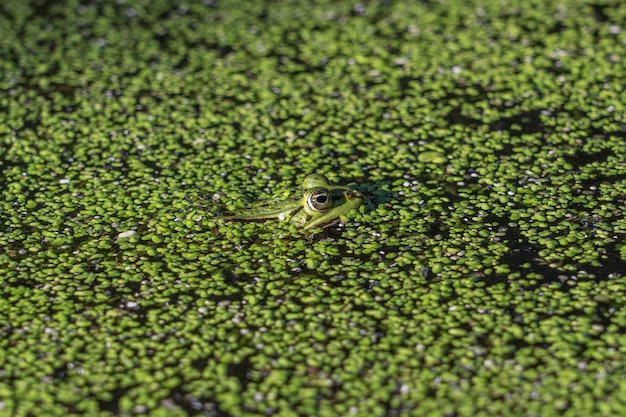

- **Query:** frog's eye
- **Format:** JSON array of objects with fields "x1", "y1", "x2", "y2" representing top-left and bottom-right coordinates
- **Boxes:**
[{"x1": 306, "y1": 188, "x2": 333, "y2": 212}]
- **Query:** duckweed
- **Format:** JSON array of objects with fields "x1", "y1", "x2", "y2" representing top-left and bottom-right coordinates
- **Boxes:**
[{"x1": 1, "y1": 0, "x2": 626, "y2": 416}]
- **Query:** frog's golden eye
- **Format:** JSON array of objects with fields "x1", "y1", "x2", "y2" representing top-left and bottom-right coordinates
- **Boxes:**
[{"x1": 306, "y1": 188, "x2": 333, "y2": 212}]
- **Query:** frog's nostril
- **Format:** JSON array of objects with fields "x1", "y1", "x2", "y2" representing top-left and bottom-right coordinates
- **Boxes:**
[{"x1": 345, "y1": 191, "x2": 363, "y2": 200}]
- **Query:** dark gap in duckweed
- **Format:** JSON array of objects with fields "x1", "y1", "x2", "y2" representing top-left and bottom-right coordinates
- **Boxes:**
[
  {"x1": 562, "y1": 148, "x2": 615, "y2": 170},
  {"x1": 594, "y1": 240, "x2": 626, "y2": 273},
  {"x1": 442, "y1": 84, "x2": 492, "y2": 103},
  {"x1": 166, "y1": 388, "x2": 232, "y2": 417},
  {"x1": 546, "y1": 20, "x2": 567, "y2": 36},
  {"x1": 204, "y1": 282, "x2": 246, "y2": 303},
  {"x1": 577, "y1": 173, "x2": 626, "y2": 189},
  {"x1": 227, "y1": 354, "x2": 254, "y2": 390},
  {"x1": 426, "y1": 219, "x2": 451, "y2": 241},
  {"x1": 590, "y1": 295, "x2": 620, "y2": 327},
  {"x1": 590, "y1": 3, "x2": 611, "y2": 23},
  {"x1": 499, "y1": 228, "x2": 624, "y2": 290},
  {"x1": 97, "y1": 388, "x2": 128, "y2": 415},
  {"x1": 17, "y1": 80, "x2": 78, "y2": 99},
  {"x1": 445, "y1": 107, "x2": 482, "y2": 128},
  {"x1": 13, "y1": 119, "x2": 42, "y2": 137},
  {"x1": 488, "y1": 109, "x2": 547, "y2": 136},
  {"x1": 205, "y1": 42, "x2": 238, "y2": 61},
  {"x1": 498, "y1": 247, "x2": 571, "y2": 289},
  {"x1": 28, "y1": 0, "x2": 65, "y2": 19},
  {"x1": 51, "y1": 362, "x2": 69, "y2": 381}
]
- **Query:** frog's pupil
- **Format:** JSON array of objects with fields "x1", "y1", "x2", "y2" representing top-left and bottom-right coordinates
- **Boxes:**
[{"x1": 308, "y1": 188, "x2": 332, "y2": 211}]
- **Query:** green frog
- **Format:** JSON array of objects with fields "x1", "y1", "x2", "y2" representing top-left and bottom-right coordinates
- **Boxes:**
[{"x1": 222, "y1": 173, "x2": 365, "y2": 230}]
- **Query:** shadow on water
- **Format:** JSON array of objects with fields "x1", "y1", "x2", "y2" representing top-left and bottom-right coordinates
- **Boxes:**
[
  {"x1": 355, "y1": 178, "x2": 397, "y2": 211},
  {"x1": 476, "y1": 212, "x2": 625, "y2": 291}
]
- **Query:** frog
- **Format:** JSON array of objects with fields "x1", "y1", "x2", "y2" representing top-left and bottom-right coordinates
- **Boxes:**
[{"x1": 221, "y1": 173, "x2": 365, "y2": 230}]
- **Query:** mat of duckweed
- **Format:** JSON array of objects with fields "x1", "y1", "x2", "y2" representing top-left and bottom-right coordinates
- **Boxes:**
[{"x1": 1, "y1": 0, "x2": 626, "y2": 416}]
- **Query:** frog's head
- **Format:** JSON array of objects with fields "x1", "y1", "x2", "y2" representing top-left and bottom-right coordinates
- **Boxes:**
[{"x1": 293, "y1": 174, "x2": 365, "y2": 229}]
